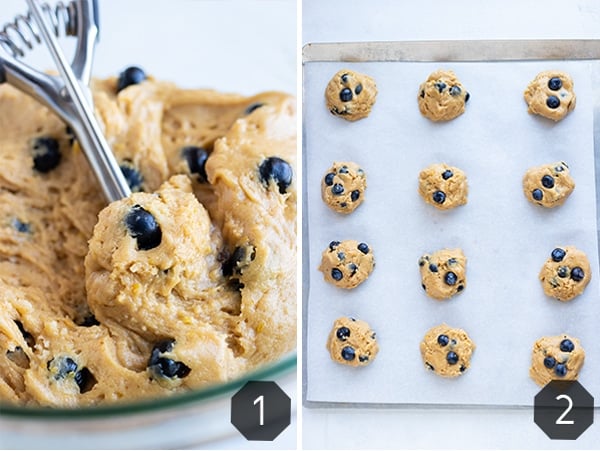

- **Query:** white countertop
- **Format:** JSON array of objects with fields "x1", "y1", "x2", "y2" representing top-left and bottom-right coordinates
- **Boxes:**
[{"x1": 302, "y1": 1, "x2": 600, "y2": 449}]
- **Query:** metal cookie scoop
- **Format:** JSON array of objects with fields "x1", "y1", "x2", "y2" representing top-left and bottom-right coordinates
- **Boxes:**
[{"x1": 0, "y1": 0, "x2": 131, "y2": 203}]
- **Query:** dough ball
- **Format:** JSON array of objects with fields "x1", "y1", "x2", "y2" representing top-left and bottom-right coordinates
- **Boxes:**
[
  {"x1": 418, "y1": 163, "x2": 468, "y2": 210},
  {"x1": 325, "y1": 69, "x2": 377, "y2": 121},
  {"x1": 321, "y1": 161, "x2": 367, "y2": 214},
  {"x1": 539, "y1": 246, "x2": 591, "y2": 301},
  {"x1": 419, "y1": 248, "x2": 467, "y2": 300},
  {"x1": 318, "y1": 240, "x2": 374, "y2": 289},
  {"x1": 524, "y1": 70, "x2": 576, "y2": 121},
  {"x1": 327, "y1": 316, "x2": 378, "y2": 367},
  {"x1": 418, "y1": 70, "x2": 470, "y2": 122},
  {"x1": 420, "y1": 324, "x2": 475, "y2": 378},
  {"x1": 523, "y1": 161, "x2": 575, "y2": 208},
  {"x1": 530, "y1": 334, "x2": 584, "y2": 386}
]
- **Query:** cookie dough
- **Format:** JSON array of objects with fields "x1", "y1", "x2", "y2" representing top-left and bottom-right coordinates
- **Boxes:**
[
  {"x1": 420, "y1": 324, "x2": 475, "y2": 377},
  {"x1": 326, "y1": 316, "x2": 379, "y2": 367},
  {"x1": 418, "y1": 70, "x2": 470, "y2": 122},
  {"x1": 523, "y1": 161, "x2": 575, "y2": 208},
  {"x1": 318, "y1": 240, "x2": 374, "y2": 289},
  {"x1": 530, "y1": 334, "x2": 585, "y2": 386},
  {"x1": 0, "y1": 72, "x2": 296, "y2": 406},
  {"x1": 539, "y1": 246, "x2": 591, "y2": 301},
  {"x1": 325, "y1": 69, "x2": 377, "y2": 121},
  {"x1": 418, "y1": 163, "x2": 468, "y2": 210},
  {"x1": 419, "y1": 249, "x2": 467, "y2": 300},
  {"x1": 321, "y1": 161, "x2": 367, "y2": 214},
  {"x1": 524, "y1": 71, "x2": 576, "y2": 121}
]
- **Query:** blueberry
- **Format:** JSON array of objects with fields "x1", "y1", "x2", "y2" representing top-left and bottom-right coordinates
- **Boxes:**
[
  {"x1": 541, "y1": 175, "x2": 555, "y2": 189},
  {"x1": 117, "y1": 66, "x2": 147, "y2": 92},
  {"x1": 348, "y1": 263, "x2": 358, "y2": 276},
  {"x1": 560, "y1": 339, "x2": 575, "y2": 353},
  {"x1": 437, "y1": 334, "x2": 449, "y2": 346},
  {"x1": 336, "y1": 327, "x2": 350, "y2": 341},
  {"x1": 354, "y1": 84, "x2": 363, "y2": 95},
  {"x1": 546, "y1": 95, "x2": 560, "y2": 109},
  {"x1": 446, "y1": 351, "x2": 459, "y2": 365},
  {"x1": 337, "y1": 252, "x2": 345, "y2": 261},
  {"x1": 551, "y1": 248, "x2": 566, "y2": 262},
  {"x1": 554, "y1": 363, "x2": 567, "y2": 377},
  {"x1": 74, "y1": 367, "x2": 96, "y2": 393},
  {"x1": 125, "y1": 205, "x2": 162, "y2": 250},
  {"x1": 148, "y1": 340, "x2": 191, "y2": 380},
  {"x1": 351, "y1": 190, "x2": 360, "y2": 202},
  {"x1": 244, "y1": 103, "x2": 264, "y2": 115},
  {"x1": 449, "y1": 86, "x2": 461, "y2": 96},
  {"x1": 532, "y1": 189, "x2": 543, "y2": 201},
  {"x1": 543, "y1": 356, "x2": 556, "y2": 369},
  {"x1": 420, "y1": 90, "x2": 425, "y2": 98},
  {"x1": 331, "y1": 268, "x2": 343, "y2": 281},
  {"x1": 447, "y1": 258, "x2": 457, "y2": 266},
  {"x1": 32, "y1": 137, "x2": 61, "y2": 173},
  {"x1": 434, "y1": 82, "x2": 446, "y2": 93},
  {"x1": 429, "y1": 263, "x2": 438, "y2": 273},
  {"x1": 331, "y1": 183, "x2": 344, "y2": 195},
  {"x1": 441, "y1": 170, "x2": 453, "y2": 180},
  {"x1": 221, "y1": 245, "x2": 254, "y2": 277},
  {"x1": 329, "y1": 241, "x2": 340, "y2": 251},
  {"x1": 421, "y1": 283, "x2": 427, "y2": 291},
  {"x1": 12, "y1": 218, "x2": 30, "y2": 233},
  {"x1": 119, "y1": 162, "x2": 144, "y2": 191},
  {"x1": 324, "y1": 173, "x2": 335, "y2": 186},
  {"x1": 341, "y1": 73, "x2": 349, "y2": 83},
  {"x1": 47, "y1": 356, "x2": 78, "y2": 380},
  {"x1": 357, "y1": 243, "x2": 369, "y2": 254},
  {"x1": 183, "y1": 146, "x2": 209, "y2": 183},
  {"x1": 557, "y1": 266, "x2": 568, "y2": 278},
  {"x1": 259, "y1": 157, "x2": 293, "y2": 194},
  {"x1": 457, "y1": 284, "x2": 464, "y2": 292},
  {"x1": 432, "y1": 191, "x2": 446, "y2": 204},
  {"x1": 548, "y1": 77, "x2": 562, "y2": 91},
  {"x1": 418, "y1": 258, "x2": 426, "y2": 267},
  {"x1": 338, "y1": 166, "x2": 349, "y2": 174},
  {"x1": 340, "y1": 88, "x2": 353, "y2": 102},
  {"x1": 444, "y1": 272, "x2": 458, "y2": 286},
  {"x1": 358, "y1": 355, "x2": 369, "y2": 363},
  {"x1": 341, "y1": 346, "x2": 355, "y2": 361},
  {"x1": 571, "y1": 267, "x2": 585, "y2": 282},
  {"x1": 340, "y1": 202, "x2": 347, "y2": 208},
  {"x1": 465, "y1": 92, "x2": 470, "y2": 102}
]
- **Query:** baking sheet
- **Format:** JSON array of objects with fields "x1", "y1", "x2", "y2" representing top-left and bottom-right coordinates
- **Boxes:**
[{"x1": 303, "y1": 57, "x2": 600, "y2": 407}]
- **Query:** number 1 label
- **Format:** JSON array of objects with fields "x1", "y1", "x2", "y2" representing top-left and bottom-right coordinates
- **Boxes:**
[{"x1": 254, "y1": 394, "x2": 265, "y2": 426}]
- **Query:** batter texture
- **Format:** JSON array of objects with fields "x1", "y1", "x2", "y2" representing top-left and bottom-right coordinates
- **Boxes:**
[{"x1": 0, "y1": 75, "x2": 296, "y2": 406}]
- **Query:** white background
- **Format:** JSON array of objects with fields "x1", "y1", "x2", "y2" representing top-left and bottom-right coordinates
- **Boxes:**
[
  {"x1": 0, "y1": 0, "x2": 296, "y2": 449},
  {"x1": 303, "y1": 0, "x2": 600, "y2": 449}
]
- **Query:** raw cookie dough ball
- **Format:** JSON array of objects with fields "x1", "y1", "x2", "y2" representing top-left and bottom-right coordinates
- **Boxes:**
[
  {"x1": 530, "y1": 334, "x2": 584, "y2": 386},
  {"x1": 418, "y1": 163, "x2": 468, "y2": 210},
  {"x1": 325, "y1": 69, "x2": 377, "y2": 121},
  {"x1": 420, "y1": 324, "x2": 475, "y2": 377},
  {"x1": 524, "y1": 71, "x2": 576, "y2": 121},
  {"x1": 523, "y1": 161, "x2": 575, "y2": 208},
  {"x1": 418, "y1": 70, "x2": 470, "y2": 122},
  {"x1": 327, "y1": 316, "x2": 378, "y2": 367},
  {"x1": 318, "y1": 240, "x2": 374, "y2": 289},
  {"x1": 419, "y1": 248, "x2": 466, "y2": 300},
  {"x1": 539, "y1": 246, "x2": 591, "y2": 301},
  {"x1": 321, "y1": 161, "x2": 367, "y2": 214}
]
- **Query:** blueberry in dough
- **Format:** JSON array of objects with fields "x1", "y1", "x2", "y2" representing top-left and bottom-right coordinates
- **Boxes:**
[
  {"x1": 182, "y1": 146, "x2": 210, "y2": 183},
  {"x1": 32, "y1": 137, "x2": 61, "y2": 173},
  {"x1": 125, "y1": 205, "x2": 162, "y2": 250},
  {"x1": 117, "y1": 66, "x2": 147, "y2": 92},
  {"x1": 259, "y1": 157, "x2": 293, "y2": 194}
]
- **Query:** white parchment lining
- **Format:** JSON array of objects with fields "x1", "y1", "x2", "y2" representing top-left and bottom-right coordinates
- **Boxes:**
[{"x1": 304, "y1": 60, "x2": 599, "y2": 406}]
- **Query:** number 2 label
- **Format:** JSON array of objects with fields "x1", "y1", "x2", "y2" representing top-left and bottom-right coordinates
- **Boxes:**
[{"x1": 555, "y1": 394, "x2": 575, "y2": 425}]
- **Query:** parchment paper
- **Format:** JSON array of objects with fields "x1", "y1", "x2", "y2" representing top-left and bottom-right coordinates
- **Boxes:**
[{"x1": 304, "y1": 60, "x2": 600, "y2": 406}]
